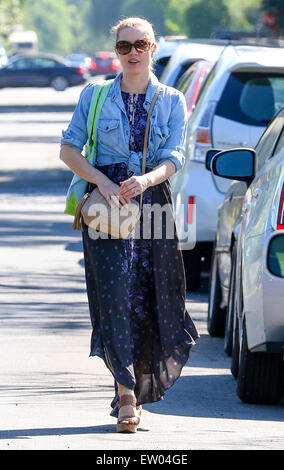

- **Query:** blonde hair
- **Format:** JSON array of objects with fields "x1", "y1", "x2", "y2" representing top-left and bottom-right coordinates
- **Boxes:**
[{"x1": 110, "y1": 16, "x2": 156, "y2": 43}]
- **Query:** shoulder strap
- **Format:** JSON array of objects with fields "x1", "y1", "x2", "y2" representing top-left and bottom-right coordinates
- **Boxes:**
[
  {"x1": 91, "y1": 80, "x2": 114, "y2": 148},
  {"x1": 86, "y1": 85, "x2": 102, "y2": 141},
  {"x1": 86, "y1": 80, "x2": 114, "y2": 160},
  {"x1": 139, "y1": 85, "x2": 161, "y2": 209}
]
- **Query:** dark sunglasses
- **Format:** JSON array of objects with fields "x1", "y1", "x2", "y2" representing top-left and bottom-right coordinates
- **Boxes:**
[{"x1": 115, "y1": 38, "x2": 152, "y2": 55}]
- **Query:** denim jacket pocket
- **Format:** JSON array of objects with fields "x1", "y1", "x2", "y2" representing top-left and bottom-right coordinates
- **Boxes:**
[{"x1": 97, "y1": 119, "x2": 120, "y2": 146}]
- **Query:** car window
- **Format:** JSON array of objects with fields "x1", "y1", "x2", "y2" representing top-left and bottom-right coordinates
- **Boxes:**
[
  {"x1": 9, "y1": 58, "x2": 34, "y2": 69},
  {"x1": 173, "y1": 60, "x2": 195, "y2": 87},
  {"x1": 176, "y1": 64, "x2": 197, "y2": 94},
  {"x1": 159, "y1": 57, "x2": 173, "y2": 83},
  {"x1": 153, "y1": 56, "x2": 170, "y2": 79},
  {"x1": 32, "y1": 58, "x2": 57, "y2": 68},
  {"x1": 255, "y1": 112, "x2": 284, "y2": 169},
  {"x1": 160, "y1": 58, "x2": 194, "y2": 86},
  {"x1": 194, "y1": 62, "x2": 217, "y2": 107},
  {"x1": 271, "y1": 118, "x2": 284, "y2": 156},
  {"x1": 215, "y1": 72, "x2": 284, "y2": 127},
  {"x1": 95, "y1": 57, "x2": 113, "y2": 66}
]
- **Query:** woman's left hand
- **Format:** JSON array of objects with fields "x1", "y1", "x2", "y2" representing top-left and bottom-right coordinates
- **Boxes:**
[{"x1": 119, "y1": 175, "x2": 151, "y2": 198}]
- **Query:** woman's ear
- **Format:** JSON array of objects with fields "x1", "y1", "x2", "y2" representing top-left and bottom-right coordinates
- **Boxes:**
[{"x1": 151, "y1": 43, "x2": 157, "y2": 57}]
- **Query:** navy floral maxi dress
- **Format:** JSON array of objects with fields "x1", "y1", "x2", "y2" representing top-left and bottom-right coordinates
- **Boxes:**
[{"x1": 81, "y1": 91, "x2": 199, "y2": 416}]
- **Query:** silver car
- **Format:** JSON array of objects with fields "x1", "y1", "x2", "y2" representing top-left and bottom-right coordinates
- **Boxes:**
[
  {"x1": 208, "y1": 107, "x2": 284, "y2": 404},
  {"x1": 171, "y1": 44, "x2": 284, "y2": 292}
]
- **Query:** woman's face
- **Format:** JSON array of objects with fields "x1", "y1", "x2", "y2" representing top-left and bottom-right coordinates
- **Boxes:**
[{"x1": 115, "y1": 26, "x2": 156, "y2": 77}]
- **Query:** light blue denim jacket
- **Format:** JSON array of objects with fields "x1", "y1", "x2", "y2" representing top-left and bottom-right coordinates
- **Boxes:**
[{"x1": 61, "y1": 71, "x2": 187, "y2": 176}]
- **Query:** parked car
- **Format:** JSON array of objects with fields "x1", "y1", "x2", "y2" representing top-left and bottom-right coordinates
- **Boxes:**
[
  {"x1": 0, "y1": 45, "x2": 8, "y2": 68},
  {"x1": 153, "y1": 35, "x2": 188, "y2": 79},
  {"x1": 208, "y1": 106, "x2": 284, "y2": 404},
  {"x1": 159, "y1": 40, "x2": 224, "y2": 88},
  {"x1": 175, "y1": 60, "x2": 214, "y2": 119},
  {"x1": 89, "y1": 51, "x2": 121, "y2": 76},
  {"x1": 66, "y1": 53, "x2": 92, "y2": 70},
  {"x1": 0, "y1": 52, "x2": 88, "y2": 91},
  {"x1": 171, "y1": 44, "x2": 284, "y2": 291}
]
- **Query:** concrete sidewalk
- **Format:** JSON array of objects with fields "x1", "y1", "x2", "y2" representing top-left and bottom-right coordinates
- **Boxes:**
[{"x1": 0, "y1": 142, "x2": 283, "y2": 451}]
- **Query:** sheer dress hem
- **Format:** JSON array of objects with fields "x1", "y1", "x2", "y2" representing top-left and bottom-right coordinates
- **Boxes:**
[{"x1": 82, "y1": 162, "x2": 199, "y2": 411}]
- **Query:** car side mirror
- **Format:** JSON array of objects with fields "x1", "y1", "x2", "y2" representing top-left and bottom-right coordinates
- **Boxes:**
[
  {"x1": 205, "y1": 149, "x2": 223, "y2": 171},
  {"x1": 211, "y1": 148, "x2": 255, "y2": 183}
]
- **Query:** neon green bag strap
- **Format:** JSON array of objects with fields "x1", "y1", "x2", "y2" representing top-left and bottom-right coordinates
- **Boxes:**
[{"x1": 86, "y1": 80, "x2": 114, "y2": 161}]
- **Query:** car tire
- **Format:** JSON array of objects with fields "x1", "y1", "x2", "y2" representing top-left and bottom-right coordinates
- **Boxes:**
[
  {"x1": 50, "y1": 76, "x2": 69, "y2": 91},
  {"x1": 224, "y1": 243, "x2": 236, "y2": 356},
  {"x1": 237, "y1": 318, "x2": 284, "y2": 404},
  {"x1": 230, "y1": 312, "x2": 239, "y2": 378},
  {"x1": 182, "y1": 246, "x2": 201, "y2": 292},
  {"x1": 207, "y1": 242, "x2": 226, "y2": 337}
]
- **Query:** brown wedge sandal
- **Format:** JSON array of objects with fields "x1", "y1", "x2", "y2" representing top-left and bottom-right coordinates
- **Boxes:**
[
  {"x1": 110, "y1": 401, "x2": 142, "y2": 419},
  {"x1": 117, "y1": 394, "x2": 141, "y2": 433}
]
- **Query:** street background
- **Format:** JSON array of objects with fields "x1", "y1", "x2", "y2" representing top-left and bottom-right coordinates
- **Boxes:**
[{"x1": 0, "y1": 83, "x2": 283, "y2": 450}]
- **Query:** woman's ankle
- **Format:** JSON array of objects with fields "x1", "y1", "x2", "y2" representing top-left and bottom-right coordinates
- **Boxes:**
[{"x1": 117, "y1": 383, "x2": 135, "y2": 397}]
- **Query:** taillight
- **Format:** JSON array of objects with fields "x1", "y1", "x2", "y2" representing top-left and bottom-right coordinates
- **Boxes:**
[
  {"x1": 190, "y1": 67, "x2": 210, "y2": 114},
  {"x1": 188, "y1": 196, "x2": 195, "y2": 224},
  {"x1": 190, "y1": 101, "x2": 217, "y2": 163},
  {"x1": 195, "y1": 128, "x2": 211, "y2": 144},
  {"x1": 90, "y1": 60, "x2": 97, "y2": 70},
  {"x1": 76, "y1": 65, "x2": 87, "y2": 75},
  {"x1": 111, "y1": 59, "x2": 120, "y2": 71},
  {"x1": 277, "y1": 184, "x2": 284, "y2": 230}
]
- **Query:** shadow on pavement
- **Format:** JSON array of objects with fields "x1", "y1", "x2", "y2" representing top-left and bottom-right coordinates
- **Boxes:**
[
  {"x1": 0, "y1": 136, "x2": 63, "y2": 144},
  {"x1": 0, "y1": 300, "x2": 89, "y2": 331},
  {"x1": 0, "y1": 105, "x2": 75, "y2": 113},
  {"x1": 142, "y1": 372, "x2": 284, "y2": 421},
  {"x1": 0, "y1": 425, "x2": 118, "y2": 439},
  {"x1": 0, "y1": 220, "x2": 77, "y2": 247},
  {"x1": 0, "y1": 168, "x2": 71, "y2": 194},
  {"x1": 0, "y1": 423, "x2": 154, "y2": 438}
]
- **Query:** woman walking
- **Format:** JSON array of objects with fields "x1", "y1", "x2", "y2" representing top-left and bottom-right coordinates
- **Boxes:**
[{"x1": 60, "y1": 17, "x2": 198, "y2": 433}]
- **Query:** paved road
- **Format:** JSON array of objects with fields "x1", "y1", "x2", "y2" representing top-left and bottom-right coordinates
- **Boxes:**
[{"x1": 0, "y1": 85, "x2": 283, "y2": 451}]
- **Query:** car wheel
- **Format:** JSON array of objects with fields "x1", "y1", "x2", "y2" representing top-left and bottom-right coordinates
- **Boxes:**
[
  {"x1": 224, "y1": 243, "x2": 236, "y2": 356},
  {"x1": 182, "y1": 245, "x2": 201, "y2": 292},
  {"x1": 230, "y1": 312, "x2": 239, "y2": 378},
  {"x1": 50, "y1": 76, "x2": 69, "y2": 91},
  {"x1": 207, "y1": 241, "x2": 226, "y2": 337},
  {"x1": 237, "y1": 318, "x2": 284, "y2": 404}
]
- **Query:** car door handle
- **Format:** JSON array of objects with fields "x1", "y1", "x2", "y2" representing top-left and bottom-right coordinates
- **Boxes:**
[
  {"x1": 242, "y1": 202, "x2": 249, "y2": 214},
  {"x1": 252, "y1": 188, "x2": 261, "y2": 199}
]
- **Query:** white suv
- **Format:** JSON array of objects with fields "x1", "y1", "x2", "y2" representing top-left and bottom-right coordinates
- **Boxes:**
[
  {"x1": 153, "y1": 36, "x2": 188, "y2": 79},
  {"x1": 172, "y1": 44, "x2": 284, "y2": 291},
  {"x1": 160, "y1": 41, "x2": 224, "y2": 87}
]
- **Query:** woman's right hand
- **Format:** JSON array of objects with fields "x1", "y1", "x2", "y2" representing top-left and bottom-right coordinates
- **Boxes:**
[{"x1": 97, "y1": 178, "x2": 131, "y2": 210}]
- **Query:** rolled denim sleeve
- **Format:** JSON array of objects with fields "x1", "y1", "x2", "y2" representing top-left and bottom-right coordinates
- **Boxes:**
[
  {"x1": 60, "y1": 84, "x2": 93, "y2": 152},
  {"x1": 156, "y1": 91, "x2": 187, "y2": 172}
]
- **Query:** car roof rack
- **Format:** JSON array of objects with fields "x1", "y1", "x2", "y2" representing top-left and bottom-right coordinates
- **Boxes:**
[{"x1": 184, "y1": 37, "x2": 284, "y2": 49}]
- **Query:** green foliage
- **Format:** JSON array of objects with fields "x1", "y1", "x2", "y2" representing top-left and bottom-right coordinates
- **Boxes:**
[
  {"x1": 119, "y1": 0, "x2": 167, "y2": 37},
  {"x1": 12, "y1": 0, "x2": 267, "y2": 56},
  {"x1": 224, "y1": 0, "x2": 262, "y2": 30},
  {"x1": 22, "y1": 0, "x2": 75, "y2": 55},
  {"x1": 165, "y1": 0, "x2": 190, "y2": 35},
  {"x1": 0, "y1": 0, "x2": 24, "y2": 51},
  {"x1": 184, "y1": 0, "x2": 231, "y2": 38},
  {"x1": 84, "y1": 0, "x2": 124, "y2": 51}
]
